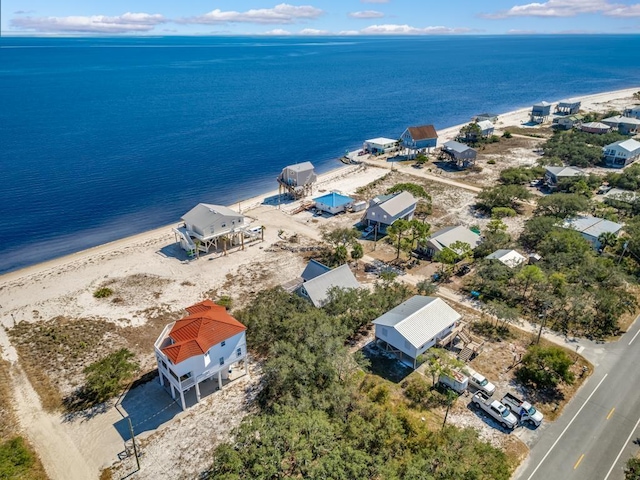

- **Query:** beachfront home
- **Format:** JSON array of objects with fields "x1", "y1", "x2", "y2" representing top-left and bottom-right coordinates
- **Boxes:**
[
  {"x1": 440, "y1": 141, "x2": 477, "y2": 169},
  {"x1": 562, "y1": 216, "x2": 623, "y2": 250},
  {"x1": 556, "y1": 99, "x2": 581, "y2": 115},
  {"x1": 313, "y1": 192, "x2": 354, "y2": 215},
  {"x1": 373, "y1": 295, "x2": 461, "y2": 369},
  {"x1": 400, "y1": 124, "x2": 438, "y2": 155},
  {"x1": 423, "y1": 225, "x2": 482, "y2": 258},
  {"x1": 553, "y1": 114, "x2": 583, "y2": 130},
  {"x1": 174, "y1": 203, "x2": 246, "y2": 256},
  {"x1": 298, "y1": 263, "x2": 360, "y2": 308},
  {"x1": 277, "y1": 162, "x2": 318, "y2": 199},
  {"x1": 624, "y1": 105, "x2": 640, "y2": 119},
  {"x1": 530, "y1": 101, "x2": 553, "y2": 123},
  {"x1": 602, "y1": 116, "x2": 640, "y2": 135},
  {"x1": 486, "y1": 249, "x2": 527, "y2": 268},
  {"x1": 477, "y1": 120, "x2": 495, "y2": 137},
  {"x1": 155, "y1": 300, "x2": 248, "y2": 410},
  {"x1": 363, "y1": 137, "x2": 397, "y2": 155},
  {"x1": 363, "y1": 191, "x2": 417, "y2": 234},
  {"x1": 603, "y1": 139, "x2": 640, "y2": 168},
  {"x1": 474, "y1": 113, "x2": 498, "y2": 123},
  {"x1": 581, "y1": 122, "x2": 611, "y2": 134},
  {"x1": 603, "y1": 188, "x2": 638, "y2": 206},
  {"x1": 544, "y1": 166, "x2": 585, "y2": 189}
]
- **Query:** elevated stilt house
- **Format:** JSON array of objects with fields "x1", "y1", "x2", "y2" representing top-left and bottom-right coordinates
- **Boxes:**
[
  {"x1": 277, "y1": 162, "x2": 318, "y2": 199},
  {"x1": 530, "y1": 101, "x2": 552, "y2": 123},
  {"x1": 440, "y1": 140, "x2": 477, "y2": 169},
  {"x1": 556, "y1": 99, "x2": 581, "y2": 115},
  {"x1": 400, "y1": 124, "x2": 438, "y2": 157}
]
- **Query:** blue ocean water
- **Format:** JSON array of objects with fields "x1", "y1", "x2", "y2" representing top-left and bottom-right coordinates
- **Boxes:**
[{"x1": 1, "y1": 35, "x2": 639, "y2": 273}]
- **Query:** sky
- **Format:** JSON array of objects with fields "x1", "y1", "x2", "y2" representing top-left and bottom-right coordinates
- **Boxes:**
[{"x1": 1, "y1": 0, "x2": 640, "y2": 36}]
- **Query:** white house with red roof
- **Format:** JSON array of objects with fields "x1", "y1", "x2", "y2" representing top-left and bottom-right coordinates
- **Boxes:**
[{"x1": 154, "y1": 300, "x2": 247, "y2": 410}]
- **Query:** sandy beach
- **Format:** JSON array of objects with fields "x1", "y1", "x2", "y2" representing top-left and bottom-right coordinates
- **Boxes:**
[{"x1": 0, "y1": 85, "x2": 638, "y2": 480}]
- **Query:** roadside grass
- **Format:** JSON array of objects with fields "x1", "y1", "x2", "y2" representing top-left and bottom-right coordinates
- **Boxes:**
[
  {"x1": 503, "y1": 126, "x2": 554, "y2": 138},
  {"x1": 477, "y1": 135, "x2": 543, "y2": 156}
]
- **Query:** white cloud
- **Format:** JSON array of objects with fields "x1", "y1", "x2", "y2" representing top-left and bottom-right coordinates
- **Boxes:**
[
  {"x1": 349, "y1": 10, "x2": 385, "y2": 19},
  {"x1": 360, "y1": 24, "x2": 472, "y2": 34},
  {"x1": 263, "y1": 28, "x2": 293, "y2": 35},
  {"x1": 338, "y1": 30, "x2": 361, "y2": 35},
  {"x1": 483, "y1": 0, "x2": 640, "y2": 18},
  {"x1": 298, "y1": 28, "x2": 330, "y2": 35},
  {"x1": 180, "y1": 3, "x2": 324, "y2": 25},
  {"x1": 11, "y1": 12, "x2": 165, "y2": 33}
]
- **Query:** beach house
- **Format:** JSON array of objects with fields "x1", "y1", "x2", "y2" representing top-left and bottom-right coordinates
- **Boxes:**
[
  {"x1": 562, "y1": 216, "x2": 623, "y2": 250},
  {"x1": 297, "y1": 263, "x2": 360, "y2": 307},
  {"x1": 174, "y1": 203, "x2": 246, "y2": 256},
  {"x1": 154, "y1": 300, "x2": 248, "y2": 410},
  {"x1": 277, "y1": 162, "x2": 318, "y2": 199},
  {"x1": 624, "y1": 105, "x2": 640, "y2": 119},
  {"x1": 476, "y1": 120, "x2": 495, "y2": 137},
  {"x1": 363, "y1": 191, "x2": 417, "y2": 234},
  {"x1": 313, "y1": 192, "x2": 354, "y2": 215},
  {"x1": 363, "y1": 137, "x2": 397, "y2": 155},
  {"x1": 556, "y1": 99, "x2": 581, "y2": 115},
  {"x1": 423, "y1": 225, "x2": 482, "y2": 258},
  {"x1": 400, "y1": 124, "x2": 438, "y2": 155},
  {"x1": 581, "y1": 122, "x2": 611, "y2": 134},
  {"x1": 440, "y1": 141, "x2": 477, "y2": 169},
  {"x1": 474, "y1": 113, "x2": 498, "y2": 123},
  {"x1": 530, "y1": 101, "x2": 552, "y2": 123},
  {"x1": 486, "y1": 249, "x2": 527, "y2": 268},
  {"x1": 553, "y1": 114, "x2": 583, "y2": 130},
  {"x1": 602, "y1": 116, "x2": 640, "y2": 135},
  {"x1": 602, "y1": 139, "x2": 640, "y2": 168},
  {"x1": 544, "y1": 166, "x2": 585, "y2": 189},
  {"x1": 373, "y1": 295, "x2": 461, "y2": 369}
]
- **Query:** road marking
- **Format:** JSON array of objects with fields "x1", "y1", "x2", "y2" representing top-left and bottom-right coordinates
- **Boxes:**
[
  {"x1": 607, "y1": 408, "x2": 615, "y2": 420},
  {"x1": 603, "y1": 415, "x2": 640, "y2": 480},
  {"x1": 525, "y1": 374, "x2": 608, "y2": 480},
  {"x1": 574, "y1": 454, "x2": 585, "y2": 469},
  {"x1": 629, "y1": 328, "x2": 640, "y2": 346}
]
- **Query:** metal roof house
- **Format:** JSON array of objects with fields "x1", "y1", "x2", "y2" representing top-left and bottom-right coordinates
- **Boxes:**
[
  {"x1": 476, "y1": 120, "x2": 495, "y2": 137},
  {"x1": 174, "y1": 203, "x2": 247, "y2": 256},
  {"x1": 553, "y1": 114, "x2": 583, "y2": 130},
  {"x1": 440, "y1": 140, "x2": 477, "y2": 169},
  {"x1": 624, "y1": 105, "x2": 640, "y2": 119},
  {"x1": 544, "y1": 166, "x2": 585, "y2": 188},
  {"x1": 373, "y1": 296, "x2": 462, "y2": 368},
  {"x1": 154, "y1": 300, "x2": 248, "y2": 410},
  {"x1": 562, "y1": 216, "x2": 623, "y2": 250},
  {"x1": 601, "y1": 116, "x2": 640, "y2": 135},
  {"x1": 486, "y1": 249, "x2": 527, "y2": 268},
  {"x1": 364, "y1": 137, "x2": 397, "y2": 155},
  {"x1": 603, "y1": 139, "x2": 640, "y2": 168},
  {"x1": 363, "y1": 191, "x2": 417, "y2": 233},
  {"x1": 400, "y1": 125, "x2": 438, "y2": 154},
  {"x1": 474, "y1": 113, "x2": 499, "y2": 123},
  {"x1": 530, "y1": 101, "x2": 553, "y2": 123},
  {"x1": 581, "y1": 122, "x2": 611, "y2": 134},
  {"x1": 424, "y1": 225, "x2": 482, "y2": 257},
  {"x1": 603, "y1": 188, "x2": 638, "y2": 205},
  {"x1": 277, "y1": 162, "x2": 318, "y2": 199},
  {"x1": 298, "y1": 263, "x2": 361, "y2": 308},
  {"x1": 313, "y1": 192, "x2": 354, "y2": 215},
  {"x1": 556, "y1": 99, "x2": 581, "y2": 115}
]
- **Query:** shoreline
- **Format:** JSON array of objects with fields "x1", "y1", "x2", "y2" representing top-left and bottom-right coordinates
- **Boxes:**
[{"x1": 1, "y1": 85, "x2": 638, "y2": 285}]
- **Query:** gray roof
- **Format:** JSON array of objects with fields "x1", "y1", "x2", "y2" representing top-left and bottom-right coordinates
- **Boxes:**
[
  {"x1": 300, "y1": 264, "x2": 360, "y2": 307},
  {"x1": 581, "y1": 122, "x2": 611, "y2": 130},
  {"x1": 443, "y1": 140, "x2": 475, "y2": 154},
  {"x1": 533, "y1": 101, "x2": 552, "y2": 107},
  {"x1": 427, "y1": 226, "x2": 482, "y2": 253},
  {"x1": 603, "y1": 188, "x2": 638, "y2": 202},
  {"x1": 376, "y1": 191, "x2": 417, "y2": 217},
  {"x1": 603, "y1": 116, "x2": 640, "y2": 126},
  {"x1": 545, "y1": 166, "x2": 585, "y2": 177},
  {"x1": 182, "y1": 203, "x2": 243, "y2": 227},
  {"x1": 486, "y1": 249, "x2": 527, "y2": 268},
  {"x1": 286, "y1": 161, "x2": 315, "y2": 172},
  {"x1": 476, "y1": 120, "x2": 494, "y2": 131},
  {"x1": 604, "y1": 139, "x2": 640, "y2": 154},
  {"x1": 373, "y1": 296, "x2": 461, "y2": 349},
  {"x1": 301, "y1": 259, "x2": 331, "y2": 282},
  {"x1": 563, "y1": 216, "x2": 623, "y2": 239}
]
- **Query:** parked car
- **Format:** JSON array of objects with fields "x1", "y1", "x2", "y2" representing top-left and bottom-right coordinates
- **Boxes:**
[
  {"x1": 465, "y1": 367, "x2": 496, "y2": 396},
  {"x1": 501, "y1": 393, "x2": 544, "y2": 427},
  {"x1": 438, "y1": 371, "x2": 469, "y2": 394},
  {"x1": 362, "y1": 225, "x2": 375, "y2": 238},
  {"x1": 472, "y1": 392, "x2": 518, "y2": 430}
]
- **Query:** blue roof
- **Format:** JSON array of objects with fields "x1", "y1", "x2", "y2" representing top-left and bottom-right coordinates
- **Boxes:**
[{"x1": 313, "y1": 192, "x2": 354, "y2": 208}]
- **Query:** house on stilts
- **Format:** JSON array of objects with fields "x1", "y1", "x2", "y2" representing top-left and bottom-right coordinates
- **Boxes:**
[{"x1": 277, "y1": 162, "x2": 318, "y2": 199}]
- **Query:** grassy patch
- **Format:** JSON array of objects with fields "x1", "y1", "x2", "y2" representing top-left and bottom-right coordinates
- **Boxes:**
[
  {"x1": 0, "y1": 437, "x2": 48, "y2": 480},
  {"x1": 93, "y1": 287, "x2": 113, "y2": 298}
]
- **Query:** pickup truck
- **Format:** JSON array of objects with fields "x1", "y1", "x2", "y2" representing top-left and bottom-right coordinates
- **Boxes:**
[
  {"x1": 465, "y1": 367, "x2": 496, "y2": 396},
  {"x1": 471, "y1": 392, "x2": 518, "y2": 430},
  {"x1": 501, "y1": 393, "x2": 544, "y2": 427}
]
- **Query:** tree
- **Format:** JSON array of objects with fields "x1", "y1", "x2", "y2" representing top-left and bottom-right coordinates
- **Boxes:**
[
  {"x1": 598, "y1": 231, "x2": 617, "y2": 252},
  {"x1": 387, "y1": 218, "x2": 411, "y2": 259},
  {"x1": 516, "y1": 345, "x2": 575, "y2": 389},
  {"x1": 520, "y1": 216, "x2": 560, "y2": 250},
  {"x1": 423, "y1": 348, "x2": 462, "y2": 385},
  {"x1": 82, "y1": 348, "x2": 139, "y2": 404},
  {"x1": 476, "y1": 184, "x2": 532, "y2": 213},
  {"x1": 535, "y1": 193, "x2": 590, "y2": 218},
  {"x1": 416, "y1": 279, "x2": 437, "y2": 296},
  {"x1": 625, "y1": 457, "x2": 640, "y2": 480},
  {"x1": 516, "y1": 265, "x2": 545, "y2": 299},
  {"x1": 386, "y1": 182, "x2": 431, "y2": 200},
  {"x1": 404, "y1": 219, "x2": 430, "y2": 257},
  {"x1": 499, "y1": 167, "x2": 539, "y2": 185},
  {"x1": 333, "y1": 245, "x2": 348, "y2": 265},
  {"x1": 459, "y1": 122, "x2": 482, "y2": 145},
  {"x1": 321, "y1": 227, "x2": 359, "y2": 249},
  {"x1": 350, "y1": 242, "x2": 363, "y2": 265}
]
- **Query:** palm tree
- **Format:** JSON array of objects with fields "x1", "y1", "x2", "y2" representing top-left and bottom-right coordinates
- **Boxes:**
[{"x1": 598, "y1": 231, "x2": 617, "y2": 252}]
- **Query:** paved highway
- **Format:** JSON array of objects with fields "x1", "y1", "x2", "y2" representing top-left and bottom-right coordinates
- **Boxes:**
[{"x1": 515, "y1": 319, "x2": 640, "y2": 480}]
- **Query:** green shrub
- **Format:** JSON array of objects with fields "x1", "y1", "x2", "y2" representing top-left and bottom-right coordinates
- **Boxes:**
[
  {"x1": 217, "y1": 296, "x2": 234, "y2": 310},
  {"x1": 93, "y1": 287, "x2": 113, "y2": 298},
  {"x1": 83, "y1": 348, "x2": 139, "y2": 404},
  {"x1": 487, "y1": 159, "x2": 496, "y2": 165},
  {"x1": 491, "y1": 207, "x2": 517, "y2": 218},
  {"x1": 0, "y1": 437, "x2": 35, "y2": 478},
  {"x1": 625, "y1": 457, "x2": 640, "y2": 479},
  {"x1": 516, "y1": 345, "x2": 574, "y2": 389},
  {"x1": 502, "y1": 131, "x2": 512, "y2": 139}
]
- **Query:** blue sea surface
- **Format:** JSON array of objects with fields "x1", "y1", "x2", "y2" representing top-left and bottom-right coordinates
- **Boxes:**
[{"x1": 1, "y1": 35, "x2": 639, "y2": 273}]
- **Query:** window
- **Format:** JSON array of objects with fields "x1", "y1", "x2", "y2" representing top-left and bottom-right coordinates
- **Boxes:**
[
  {"x1": 219, "y1": 357, "x2": 225, "y2": 366},
  {"x1": 221, "y1": 223, "x2": 226, "y2": 228},
  {"x1": 179, "y1": 372, "x2": 192, "y2": 382},
  {"x1": 169, "y1": 369, "x2": 179, "y2": 382},
  {"x1": 221, "y1": 340, "x2": 226, "y2": 347},
  {"x1": 161, "y1": 360, "x2": 167, "y2": 370},
  {"x1": 237, "y1": 347, "x2": 242, "y2": 357}
]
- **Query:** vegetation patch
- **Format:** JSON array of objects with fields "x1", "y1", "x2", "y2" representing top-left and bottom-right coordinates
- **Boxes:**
[{"x1": 93, "y1": 287, "x2": 113, "y2": 298}]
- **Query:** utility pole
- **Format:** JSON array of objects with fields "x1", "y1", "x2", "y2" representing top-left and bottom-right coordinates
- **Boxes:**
[
  {"x1": 536, "y1": 304, "x2": 549, "y2": 345},
  {"x1": 127, "y1": 417, "x2": 140, "y2": 471}
]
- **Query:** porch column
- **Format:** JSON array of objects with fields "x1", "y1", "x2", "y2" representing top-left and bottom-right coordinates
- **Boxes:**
[
  {"x1": 244, "y1": 360, "x2": 249, "y2": 376},
  {"x1": 170, "y1": 383, "x2": 176, "y2": 399},
  {"x1": 195, "y1": 381, "x2": 201, "y2": 403},
  {"x1": 218, "y1": 370, "x2": 223, "y2": 391},
  {"x1": 158, "y1": 372, "x2": 164, "y2": 387},
  {"x1": 179, "y1": 389, "x2": 186, "y2": 410}
]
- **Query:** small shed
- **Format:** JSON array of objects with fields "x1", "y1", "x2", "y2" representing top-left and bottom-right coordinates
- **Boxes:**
[
  {"x1": 352, "y1": 200, "x2": 367, "y2": 212},
  {"x1": 581, "y1": 122, "x2": 611, "y2": 134},
  {"x1": 440, "y1": 141, "x2": 477, "y2": 169},
  {"x1": 364, "y1": 137, "x2": 397, "y2": 155},
  {"x1": 530, "y1": 101, "x2": 552, "y2": 123},
  {"x1": 313, "y1": 192, "x2": 354, "y2": 215},
  {"x1": 486, "y1": 249, "x2": 527, "y2": 268},
  {"x1": 556, "y1": 99, "x2": 581, "y2": 115}
]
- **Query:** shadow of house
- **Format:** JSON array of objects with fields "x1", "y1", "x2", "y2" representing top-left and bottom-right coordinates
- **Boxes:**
[{"x1": 360, "y1": 342, "x2": 414, "y2": 384}]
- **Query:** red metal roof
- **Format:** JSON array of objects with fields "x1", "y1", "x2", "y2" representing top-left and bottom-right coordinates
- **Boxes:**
[{"x1": 161, "y1": 300, "x2": 246, "y2": 364}]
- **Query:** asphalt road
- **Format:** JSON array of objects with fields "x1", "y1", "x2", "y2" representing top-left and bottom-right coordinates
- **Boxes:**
[{"x1": 515, "y1": 318, "x2": 640, "y2": 480}]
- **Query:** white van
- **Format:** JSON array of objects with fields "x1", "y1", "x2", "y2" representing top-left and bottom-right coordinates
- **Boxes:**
[{"x1": 464, "y1": 367, "x2": 496, "y2": 396}]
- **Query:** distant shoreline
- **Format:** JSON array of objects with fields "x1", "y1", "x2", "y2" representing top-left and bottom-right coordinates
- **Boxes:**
[{"x1": 1, "y1": 86, "x2": 637, "y2": 284}]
